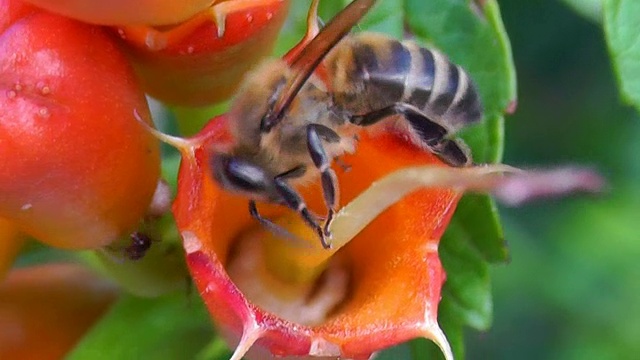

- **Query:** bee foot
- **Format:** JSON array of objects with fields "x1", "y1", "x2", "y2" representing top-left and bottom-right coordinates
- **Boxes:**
[{"x1": 319, "y1": 231, "x2": 333, "y2": 250}]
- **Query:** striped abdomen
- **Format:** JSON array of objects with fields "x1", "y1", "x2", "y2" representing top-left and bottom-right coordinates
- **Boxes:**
[{"x1": 326, "y1": 32, "x2": 482, "y2": 132}]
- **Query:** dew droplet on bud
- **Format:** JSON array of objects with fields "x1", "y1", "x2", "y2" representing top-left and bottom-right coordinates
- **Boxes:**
[
  {"x1": 204, "y1": 284, "x2": 217, "y2": 294},
  {"x1": 246, "y1": 14, "x2": 253, "y2": 22},
  {"x1": 14, "y1": 83, "x2": 22, "y2": 92},
  {"x1": 37, "y1": 81, "x2": 51, "y2": 95},
  {"x1": 6, "y1": 90, "x2": 16, "y2": 99},
  {"x1": 38, "y1": 107, "x2": 50, "y2": 118}
]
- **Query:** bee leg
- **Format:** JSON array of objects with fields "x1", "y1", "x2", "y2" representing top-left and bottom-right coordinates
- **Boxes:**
[
  {"x1": 428, "y1": 138, "x2": 473, "y2": 167},
  {"x1": 350, "y1": 103, "x2": 471, "y2": 166},
  {"x1": 248, "y1": 200, "x2": 308, "y2": 246},
  {"x1": 350, "y1": 103, "x2": 448, "y2": 142},
  {"x1": 273, "y1": 173, "x2": 331, "y2": 249},
  {"x1": 306, "y1": 124, "x2": 341, "y2": 240}
]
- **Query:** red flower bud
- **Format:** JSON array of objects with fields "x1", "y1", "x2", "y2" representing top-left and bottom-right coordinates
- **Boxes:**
[
  {"x1": 0, "y1": 8, "x2": 160, "y2": 249},
  {"x1": 114, "y1": 0, "x2": 290, "y2": 106},
  {"x1": 18, "y1": 0, "x2": 214, "y2": 26}
]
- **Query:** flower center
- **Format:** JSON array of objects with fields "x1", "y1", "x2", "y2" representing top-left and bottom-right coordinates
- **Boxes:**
[{"x1": 226, "y1": 219, "x2": 351, "y2": 326}]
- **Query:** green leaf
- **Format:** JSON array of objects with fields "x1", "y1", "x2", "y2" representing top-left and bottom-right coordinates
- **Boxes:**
[
  {"x1": 355, "y1": 0, "x2": 404, "y2": 37},
  {"x1": 604, "y1": 0, "x2": 640, "y2": 113},
  {"x1": 318, "y1": 0, "x2": 404, "y2": 37},
  {"x1": 194, "y1": 337, "x2": 234, "y2": 360},
  {"x1": 273, "y1": 0, "x2": 313, "y2": 56},
  {"x1": 171, "y1": 101, "x2": 230, "y2": 137},
  {"x1": 562, "y1": 0, "x2": 602, "y2": 23},
  {"x1": 376, "y1": 342, "x2": 414, "y2": 359},
  {"x1": 439, "y1": 220, "x2": 493, "y2": 331},
  {"x1": 404, "y1": 0, "x2": 514, "y2": 357},
  {"x1": 13, "y1": 241, "x2": 77, "y2": 267},
  {"x1": 275, "y1": 0, "x2": 405, "y2": 55},
  {"x1": 67, "y1": 292, "x2": 215, "y2": 360},
  {"x1": 451, "y1": 195, "x2": 508, "y2": 264}
]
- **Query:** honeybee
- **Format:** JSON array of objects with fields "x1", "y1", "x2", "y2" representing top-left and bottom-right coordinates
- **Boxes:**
[{"x1": 210, "y1": 0, "x2": 482, "y2": 248}]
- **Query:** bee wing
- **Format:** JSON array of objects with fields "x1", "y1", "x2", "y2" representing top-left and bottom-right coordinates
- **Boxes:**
[{"x1": 261, "y1": 0, "x2": 376, "y2": 131}]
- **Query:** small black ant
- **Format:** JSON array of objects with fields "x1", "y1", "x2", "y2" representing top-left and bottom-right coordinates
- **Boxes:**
[{"x1": 124, "y1": 231, "x2": 154, "y2": 260}]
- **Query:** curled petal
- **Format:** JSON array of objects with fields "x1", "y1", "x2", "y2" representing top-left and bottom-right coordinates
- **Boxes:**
[
  {"x1": 492, "y1": 167, "x2": 606, "y2": 206},
  {"x1": 328, "y1": 164, "x2": 518, "y2": 249}
]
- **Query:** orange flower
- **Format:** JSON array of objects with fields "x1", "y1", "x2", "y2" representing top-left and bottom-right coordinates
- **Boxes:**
[
  {"x1": 169, "y1": 114, "x2": 466, "y2": 359},
  {"x1": 165, "y1": 115, "x2": 601, "y2": 359}
]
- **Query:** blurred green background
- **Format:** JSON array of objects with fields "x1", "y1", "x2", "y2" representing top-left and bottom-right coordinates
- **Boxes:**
[{"x1": 466, "y1": 0, "x2": 640, "y2": 359}]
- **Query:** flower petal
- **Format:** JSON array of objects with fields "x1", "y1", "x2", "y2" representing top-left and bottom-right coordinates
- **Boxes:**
[{"x1": 173, "y1": 115, "x2": 461, "y2": 359}]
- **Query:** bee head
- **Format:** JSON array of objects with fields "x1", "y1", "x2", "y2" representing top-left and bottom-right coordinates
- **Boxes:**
[{"x1": 228, "y1": 60, "x2": 295, "y2": 145}]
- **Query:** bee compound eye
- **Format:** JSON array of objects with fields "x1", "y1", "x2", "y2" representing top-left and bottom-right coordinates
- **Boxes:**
[{"x1": 213, "y1": 154, "x2": 272, "y2": 193}]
